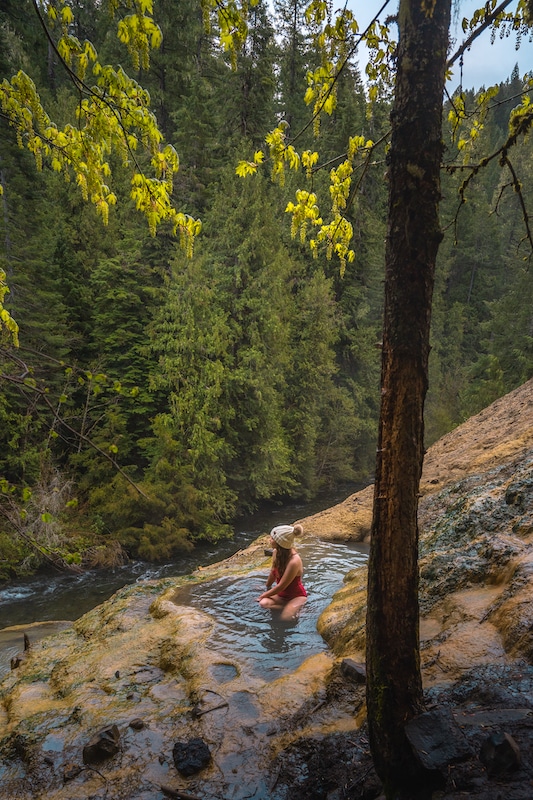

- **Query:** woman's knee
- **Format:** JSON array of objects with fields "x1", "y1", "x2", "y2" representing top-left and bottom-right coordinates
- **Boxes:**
[{"x1": 280, "y1": 598, "x2": 306, "y2": 621}]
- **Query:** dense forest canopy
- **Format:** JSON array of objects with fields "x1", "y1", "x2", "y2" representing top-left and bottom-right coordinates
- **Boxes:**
[{"x1": 0, "y1": 0, "x2": 531, "y2": 577}]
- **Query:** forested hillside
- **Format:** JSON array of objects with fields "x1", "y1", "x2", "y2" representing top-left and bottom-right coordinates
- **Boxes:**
[{"x1": 0, "y1": 0, "x2": 531, "y2": 577}]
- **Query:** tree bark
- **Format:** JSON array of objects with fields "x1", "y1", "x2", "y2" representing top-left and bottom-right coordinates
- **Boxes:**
[{"x1": 365, "y1": 1, "x2": 452, "y2": 797}]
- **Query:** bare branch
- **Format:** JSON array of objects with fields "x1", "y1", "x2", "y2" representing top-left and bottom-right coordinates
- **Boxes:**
[
  {"x1": 0, "y1": 369, "x2": 150, "y2": 499},
  {"x1": 0, "y1": 503, "x2": 83, "y2": 574},
  {"x1": 491, "y1": 179, "x2": 513, "y2": 215},
  {"x1": 447, "y1": 0, "x2": 515, "y2": 70},
  {"x1": 502, "y1": 156, "x2": 533, "y2": 257},
  {"x1": 445, "y1": 107, "x2": 533, "y2": 224}
]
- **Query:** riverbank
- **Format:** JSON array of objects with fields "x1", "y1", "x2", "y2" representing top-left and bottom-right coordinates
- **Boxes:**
[{"x1": 298, "y1": 375, "x2": 533, "y2": 544}]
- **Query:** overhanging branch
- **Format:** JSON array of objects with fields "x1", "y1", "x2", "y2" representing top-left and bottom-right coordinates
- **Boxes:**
[
  {"x1": 447, "y1": 0, "x2": 516, "y2": 70},
  {"x1": 0, "y1": 363, "x2": 150, "y2": 500}
]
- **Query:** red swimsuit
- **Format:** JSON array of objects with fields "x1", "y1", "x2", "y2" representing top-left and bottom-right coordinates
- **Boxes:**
[{"x1": 273, "y1": 568, "x2": 307, "y2": 600}]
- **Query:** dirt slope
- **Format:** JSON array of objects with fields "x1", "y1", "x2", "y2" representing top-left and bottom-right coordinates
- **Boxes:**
[{"x1": 300, "y1": 376, "x2": 533, "y2": 542}]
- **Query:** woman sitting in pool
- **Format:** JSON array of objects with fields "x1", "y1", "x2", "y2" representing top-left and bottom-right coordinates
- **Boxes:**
[{"x1": 256, "y1": 524, "x2": 307, "y2": 621}]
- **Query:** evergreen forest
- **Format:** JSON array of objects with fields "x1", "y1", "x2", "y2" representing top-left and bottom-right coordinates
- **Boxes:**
[{"x1": 0, "y1": 0, "x2": 531, "y2": 578}]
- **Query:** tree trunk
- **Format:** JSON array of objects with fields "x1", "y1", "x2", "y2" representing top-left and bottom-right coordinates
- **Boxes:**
[{"x1": 365, "y1": 1, "x2": 452, "y2": 797}]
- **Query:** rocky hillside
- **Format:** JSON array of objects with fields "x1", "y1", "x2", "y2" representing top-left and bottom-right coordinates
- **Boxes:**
[
  {"x1": 315, "y1": 377, "x2": 533, "y2": 684},
  {"x1": 302, "y1": 375, "x2": 533, "y2": 543},
  {"x1": 0, "y1": 378, "x2": 532, "y2": 800}
]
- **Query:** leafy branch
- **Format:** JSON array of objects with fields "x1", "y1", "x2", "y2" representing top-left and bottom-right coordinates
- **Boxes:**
[
  {"x1": 234, "y1": 1, "x2": 396, "y2": 267},
  {"x1": 444, "y1": 99, "x2": 533, "y2": 255},
  {"x1": 0, "y1": 0, "x2": 202, "y2": 343}
]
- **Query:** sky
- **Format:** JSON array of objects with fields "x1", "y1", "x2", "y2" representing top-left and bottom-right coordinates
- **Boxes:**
[{"x1": 345, "y1": 0, "x2": 533, "y2": 91}]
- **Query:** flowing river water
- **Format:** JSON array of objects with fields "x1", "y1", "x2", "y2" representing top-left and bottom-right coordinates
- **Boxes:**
[{"x1": 0, "y1": 489, "x2": 369, "y2": 679}]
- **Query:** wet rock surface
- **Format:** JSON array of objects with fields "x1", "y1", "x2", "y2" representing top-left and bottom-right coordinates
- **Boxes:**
[
  {"x1": 1, "y1": 378, "x2": 533, "y2": 799},
  {"x1": 274, "y1": 665, "x2": 533, "y2": 799},
  {"x1": 405, "y1": 707, "x2": 473, "y2": 770}
]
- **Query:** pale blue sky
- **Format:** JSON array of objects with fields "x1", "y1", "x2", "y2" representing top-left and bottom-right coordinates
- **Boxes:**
[{"x1": 345, "y1": 0, "x2": 533, "y2": 90}]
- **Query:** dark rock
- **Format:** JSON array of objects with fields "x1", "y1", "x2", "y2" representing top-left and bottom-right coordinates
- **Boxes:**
[
  {"x1": 11, "y1": 633, "x2": 31, "y2": 670},
  {"x1": 340, "y1": 658, "x2": 366, "y2": 684},
  {"x1": 505, "y1": 487, "x2": 524, "y2": 507},
  {"x1": 446, "y1": 760, "x2": 488, "y2": 792},
  {"x1": 405, "y1": 707, "x2": 473, "y2": 770},
  {"x1": 479, "y1": 731, "x2": 521, "y2": 776},
  {"x1": 68, "y1": 706, "x2": 83, "y2": 724},
  {"x1": 82, "y1": 724, "x2": 121, "y2": 764},
  {"x1": 63, "y1": 762, "x2": 83, "y2": 782},
  {"x1": 6, "y1": 733, "x2": 31, "y2": 760},
  {"x1": 442, "y1": 664, "x2": 533, "y2": 709},
  {"x1": 172, "y1": 738, "x2": 211, "y2": 776},
  {"x1": 129, "y1": 718, "x2": 145, "y2": 730}
]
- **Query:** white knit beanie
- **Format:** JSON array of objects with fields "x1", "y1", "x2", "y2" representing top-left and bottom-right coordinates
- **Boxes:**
[{"x1": 270, "y1": 524, "x2": 295, "y2": 549}]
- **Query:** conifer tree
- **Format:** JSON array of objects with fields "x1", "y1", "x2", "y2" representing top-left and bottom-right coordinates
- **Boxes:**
[
  {"x1": 274, "y1": 0, "x2": 314, "y2": 135},
  {"x1": 218, "y1": 0, "x2": 278, "y2": 144}
]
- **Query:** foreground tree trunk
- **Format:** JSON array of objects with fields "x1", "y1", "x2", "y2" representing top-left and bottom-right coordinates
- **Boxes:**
[{"x1": 366, "y1": 1, "x2": 452, "y2": 797}]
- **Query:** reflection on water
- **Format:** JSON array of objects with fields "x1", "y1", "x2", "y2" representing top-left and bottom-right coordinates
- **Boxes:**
[
  {"x1": 0, "y1": 483, "x2": 366, "y2": 631},
  {"x1": 0, "y1": 539, "x2": 368, "y2": 682},
  {"x1": 175, "y1": 538, "x2": 368, "y2": 680},
  {"x1": 0, "y1": 485, "x2": 370, "y2": 679}
]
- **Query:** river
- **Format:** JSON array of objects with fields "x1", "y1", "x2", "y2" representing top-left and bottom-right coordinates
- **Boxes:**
[{"x1": 0, "y1": 486, "x2": 369, "y2": 677}]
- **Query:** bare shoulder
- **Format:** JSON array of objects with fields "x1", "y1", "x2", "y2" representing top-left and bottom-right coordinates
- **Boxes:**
[{"x1": 289, "y1": 551, "x2": 303, "y2": 569}]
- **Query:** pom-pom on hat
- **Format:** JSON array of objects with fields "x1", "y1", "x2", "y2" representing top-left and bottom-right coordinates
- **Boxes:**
[{"x1": 270, "y1": 524, "x2": 295, "y2": 549}]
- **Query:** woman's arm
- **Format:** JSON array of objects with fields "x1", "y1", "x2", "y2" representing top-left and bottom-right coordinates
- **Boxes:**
[
  {"x1": 266, "y1": 567, "x2": 276, "y2": 590},
  {"x1": 258, "y1": 556, "x2": 300, "y2": 599}
]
